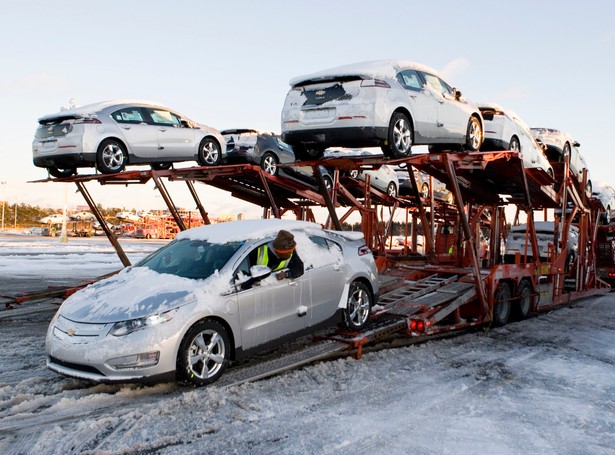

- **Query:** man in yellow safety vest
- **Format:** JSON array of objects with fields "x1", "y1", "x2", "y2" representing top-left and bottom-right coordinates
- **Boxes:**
[{"x1": 252, "y1": 229, "x2": 304, "y2": 280}]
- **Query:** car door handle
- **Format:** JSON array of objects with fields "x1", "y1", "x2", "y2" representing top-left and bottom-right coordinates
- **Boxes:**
[
  {"x1": 122, "y1": 126, "x2": 131, "y2": 130},
  {"x1": 289, "y1": 281, "x2": 298, "y2": 286},
  {"x1": 333, "y1": 264, "x2": 343, "y2": 271},
  {"x1": 158, "y1": 128, "x2": 167, "y2": 132}
]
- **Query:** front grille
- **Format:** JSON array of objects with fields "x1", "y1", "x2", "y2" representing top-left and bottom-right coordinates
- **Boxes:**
[{"x1": 49, "y1": 356, "x2": 105, "y2": 376}]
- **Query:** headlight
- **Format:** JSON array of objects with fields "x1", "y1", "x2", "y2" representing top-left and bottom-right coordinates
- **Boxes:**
[{"x1": 109, "y1": 309, "x2": 177, "y2": 337}]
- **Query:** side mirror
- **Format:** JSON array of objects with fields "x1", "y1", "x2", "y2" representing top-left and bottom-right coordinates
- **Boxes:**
[
  {"x1": 250, "y1": 265, "x2": 272, "y2": 281},
  {"x1": 454, "y1": 89, "x2": 462, "y2": 100},
  {"x1": 573, "y1": 141, "x2": 581, "y2": 147}
]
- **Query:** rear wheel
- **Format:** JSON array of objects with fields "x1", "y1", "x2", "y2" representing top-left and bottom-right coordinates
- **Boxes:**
[
  {"x1": 342, "y1": 281, "x2": 372, "y2": 331},
  {"x1": 97, "y1": 139, "x2": 127, "y2": 174},
  {"x1": 493, "y1": 282, "x2": 511, "y2": 326},
  {"x1": 514, "y1": 279, "x2": 533, "y2": 320},
  {"x1": 261, "y1": 152, "x2": 279, "y2": 175},
  {"x1": 382, "y1": 112, "x2": 412, "y2": 158},
  {"x1": 48, "y1": 167, "x2": 76, "y2": 178},
  {"x1": 465, "y1": 116, "x2": 483, "y2": 151},
  {"x1": 420, "y1": 182, "x2": 429, "y2": 198},
  {"x1": 177, "y1": 319, "x2": 230, "y2": 386},
  {"x1": 151, "y1": 162, "x2": 172, "y2": 171},
  {"x1": 197, "y1": 137, "x2": 222, "y2": 166}
]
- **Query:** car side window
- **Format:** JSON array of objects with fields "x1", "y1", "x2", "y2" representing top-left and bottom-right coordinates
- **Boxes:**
[
  {"x1": 147, "y1": 108, "x2": 182, "y2": 127},
  {"x1": 421, "y1": 73, "x2": 453, "y2": 96},
  {"x1": 112, "y1": 107, "x2": 146, "y2": 124},
  {"x1": 396, "y1": 70, "x2": 422, "y2": 91}
]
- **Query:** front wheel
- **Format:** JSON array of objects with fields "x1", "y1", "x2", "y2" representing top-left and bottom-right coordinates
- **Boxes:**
[
  {"x1": 197, "y1": 137, "x2": 222, "y2": 166},
  {"x1": 151, "y1": 162, "x2": 172, "y2": 171},
  {"x1": 386, "y1": 182, "x2": 397, "y2": 197},
  {"x1": 509, "y1": 136, "x2": 520, "y2": 152},
  {"x1": 177, "y1": 319, "x2": 230, "y2": 387},
  {"x1": 97, "y1": 139, "x2": 127, "y2": 174},
  {"x1": 293, "y1": 144, "x2": 324, "y2": 161},
  {"x1": 342, "y1": 281, "x2": 372, "y2": 331},
  {"x1": 382, "y1": 112, "x2": 412, "y2": 158},
  {"x1": 48, "y1": 167, "x2": 76, "y2": 178},
  {"x1": 465, "y1": 116, "x2": 483, "y2": 151}
]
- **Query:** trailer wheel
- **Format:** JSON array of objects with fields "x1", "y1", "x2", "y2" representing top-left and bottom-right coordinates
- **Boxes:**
[
  {"x1": 493, "y1": 282, "x2": 511, "y2": 326},
  {"x1": 342, "y1": 281, "x2": 372, "y2": 331},
  {"x1": 177, "y1": 319, "x2": 230, "y2": 386},
  {"x1": 514, "y1": 279, "x2": 533, "y2": 320}
]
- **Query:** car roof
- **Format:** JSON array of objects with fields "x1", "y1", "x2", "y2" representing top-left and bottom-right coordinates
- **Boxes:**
[
  {"x1": 37, "y1": 99, "x2": 168, "y2": 122},
  {"x1": 176, "y1": 219, "x2": 324, "y2": 244},
  {"x1": 289, "y1": 59, "x2": 443, "y2": 87}
]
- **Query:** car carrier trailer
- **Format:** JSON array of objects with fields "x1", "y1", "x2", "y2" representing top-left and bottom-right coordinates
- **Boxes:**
[{"x1": 16, "y1": 149, "x2": 610, "y2": 385}]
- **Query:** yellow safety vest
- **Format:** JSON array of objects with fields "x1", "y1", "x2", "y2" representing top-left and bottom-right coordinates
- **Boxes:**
[{"x1": 257, "y1": 245, "x2": 291, "y2": 271}]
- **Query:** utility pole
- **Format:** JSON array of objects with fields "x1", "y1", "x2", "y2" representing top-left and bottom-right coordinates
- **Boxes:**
[{"x1": 1, "y1": 181, "x2": 6, "y2": 232}]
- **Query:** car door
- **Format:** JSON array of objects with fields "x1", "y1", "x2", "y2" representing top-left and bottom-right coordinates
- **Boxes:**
[
  {"x1": 396, "y1": 69, "x2": 437, "y2": 140},
  {"x1": 420, "y1": 72, "x2": 467, "y2": 140},
  {"x1": 145, "y1": 108, "x2": 197, "y2": 159},
  {"x1": 110, "y1": 107, "x2": 159, "y2": 157},
  {"x1": 306, "y1": 236, "x2": 346, "y2": 322},
  {"x1": 232, "y1": 243, "x2": 312, "y2": 350}
]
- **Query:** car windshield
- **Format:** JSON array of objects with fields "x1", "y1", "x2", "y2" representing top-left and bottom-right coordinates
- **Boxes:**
[{"x1": 135, "y1": 238, "x2": 243, "y2": 280}]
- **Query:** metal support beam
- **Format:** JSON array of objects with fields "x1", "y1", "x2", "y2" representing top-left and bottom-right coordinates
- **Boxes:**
[
  {"x1": 185, "y1": 180, "x2": 211, "y2": 225},
  {"x1": 314, "y1": 165, "x2": 342, "y2": 231},
  {"x1": 151, "y1": 172, "x2": 186, "y2": 231},
  {"x1": 257, "y1": 170, "x2": 280, "y2": 219},
  {"x1": 74, "y1": 181, "x2": 131, "y2": 267}
]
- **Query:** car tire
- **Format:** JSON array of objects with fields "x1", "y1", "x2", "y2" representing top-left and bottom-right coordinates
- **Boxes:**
[
  {"x1": 197, "y1": 137, "x2": 222, "y2": 166},
  {"x1": 96, "y1": 139, "x2": 127, "y2": 174},
  {"x1": 509, "y1": 136, "x2": 520, "y2": 152},
  {"x1": 177, "y1": 319, "x2": 230, "y2": 387},
  {"x1": 293, "y1": 144, "x2": 324, "y2": 161},
  {"x1": 465, "y1": 116, "x2": 483, "y2": 151},
  {"x1": 151, "y1": 163, "x2": 172, "y2": 171},
  {"x1": 387, "y1": 182, "x2": 397, "y2": 197},
  {"x1": 382, "y1": 112, "x2": 412, "y2": 158},
  {"x1": 48, "y1": 167, "x2": 76, "y2": 178},
  {"x1": 492, "y1": 282, "x2": 511, "y2": 326},
  {"x1": 513, "y1": 279, "x2": 533, "y2": 320},
  {"x1": 445, "y1": 192, "x2": 454, "y2": 205},
  {"x1": 261, "y1": 152, "x2": 279, "y2": 176},
  {"x1": 342, "y1": 281, "x2": 372, "y2": 331},
  {"x1": 420, "y1": 183, "x2": 429, "y2": 198}
]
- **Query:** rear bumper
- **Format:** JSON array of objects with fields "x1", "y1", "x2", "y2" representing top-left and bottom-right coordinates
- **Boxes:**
[
  {"x1": 282, "y1": 126, "x2": 388, "y2": 148},
  {"x1": 33, "y1": 152, "x2": 96, "y2": 169}
]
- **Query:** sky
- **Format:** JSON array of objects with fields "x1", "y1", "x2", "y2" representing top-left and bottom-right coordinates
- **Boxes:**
[{"x1": 1, "y1": 0, "x2": 614, "y2": 220}]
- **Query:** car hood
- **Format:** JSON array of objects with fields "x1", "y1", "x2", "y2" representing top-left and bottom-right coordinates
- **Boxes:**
[{"x1": 58, "y1": 267, "x2": 211, "y2": 324}]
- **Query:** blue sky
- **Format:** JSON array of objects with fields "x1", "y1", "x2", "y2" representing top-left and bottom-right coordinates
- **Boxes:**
[{"x1": 1, "y1": 0, "x2": 614, "y2": 217}]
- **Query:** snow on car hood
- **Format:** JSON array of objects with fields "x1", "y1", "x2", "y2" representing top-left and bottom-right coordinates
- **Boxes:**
[{"x1": 58, "y1": 267, "x2": 209, "y2": 324}]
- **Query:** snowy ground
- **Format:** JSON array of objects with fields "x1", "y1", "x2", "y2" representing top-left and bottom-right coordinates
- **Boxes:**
[{"x1": 1, "y1": 234, "x2": 614, "y2": 454}]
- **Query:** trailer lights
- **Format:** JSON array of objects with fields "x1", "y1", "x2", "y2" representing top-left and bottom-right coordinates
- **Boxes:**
[{"x1": 409, "y1": 319, "x2": 428, "y2": 333}]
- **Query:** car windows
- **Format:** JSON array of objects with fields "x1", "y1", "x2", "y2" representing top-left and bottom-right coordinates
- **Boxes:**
[
  {"x1": 112, "y1": 108, "x2": 146, "y2": 124},
  {"x1": 396, "y1": 70, "x2": 423, "y2": 91},
  {"x1": 421, "y1": 73, "x2": 453, "y2": 96},
  {"x1": 147, "y1": 108, "x2": 181, "y2": 127}
]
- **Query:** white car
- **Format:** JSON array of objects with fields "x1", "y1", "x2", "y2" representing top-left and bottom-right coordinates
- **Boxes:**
[
  {"x1": 504, "y1": 221, "x2": 579, "y2": 270},
  {"x1": 33, "y1": 100, "x2": 226, "y2": 177},
  {"x1": 478, "y1": 103, "x2": 553, "y2": 177},
  {"x1": 593, "y1": 182, "x2": 615, "y2": 224},
  {"x1": 530, "y1": 128, "x2": 591, "y2": 197},
  {"x1": 394, "y1": 165, "x2": 453, "y2": 203},
  {"x1": 39, "y1": 214, "x2": 68, "y2": 224},
  {"x1": 46, "y1": 219, "x2": 379, "y2": 386},
  {"x1": 349, "y1": 164, "x2": 399, "y2": 197},
  {"x1": 281, "y1": 60, "x2": 484, "y2": 160}
]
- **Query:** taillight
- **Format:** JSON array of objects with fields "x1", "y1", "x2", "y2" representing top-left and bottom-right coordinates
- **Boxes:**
[
  {"x1": 358, "y1": 245, "x2": 371, "y2": 256},
  {"x1": 76, "y1": 117, "x2": 101, "y2": 124},
  {"x1": 361, "y1": 79, "x2": 390, "y2": 88},
  {"x1": 409, "y1": 319, "x2": 428, "y2": 333}
]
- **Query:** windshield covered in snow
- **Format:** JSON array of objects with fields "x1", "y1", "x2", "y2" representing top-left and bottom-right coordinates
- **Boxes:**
[{"x1": 135, "y1": 238, "x2": 243, "y2": 280}]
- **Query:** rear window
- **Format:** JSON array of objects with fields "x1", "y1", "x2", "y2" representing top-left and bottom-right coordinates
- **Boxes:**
[{"x1": 35, "y1": 122, "x2": 73, "y2": 138}]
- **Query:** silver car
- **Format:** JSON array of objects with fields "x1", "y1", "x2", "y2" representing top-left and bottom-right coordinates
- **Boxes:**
[
  {"x1": 46, "y1": 219, "x2": 379, "y2": 386},
  {"x1": 281, "y1": 60, "x2": 484, "y2": 160},
  {"x1": 32, "y1": 100, "x2": 226, "y2": 177},
  {"x1": 478, "y1": 103, "x2": 553, "y2": 177},
  {"x1": 530, "y1": 128, "x2": 591, "y2": 197},
  {"x1": 593, "y1": 182, "x2": 615, "y2": 225}
]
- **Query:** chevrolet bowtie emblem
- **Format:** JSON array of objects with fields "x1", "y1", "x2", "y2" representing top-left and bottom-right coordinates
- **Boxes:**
[
  {"x1": 67, "y1": 329, "x2": 77, "y2": 336},
  {"x1": 315, "y1": 90, "x2": 326, "y2": 96}
]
